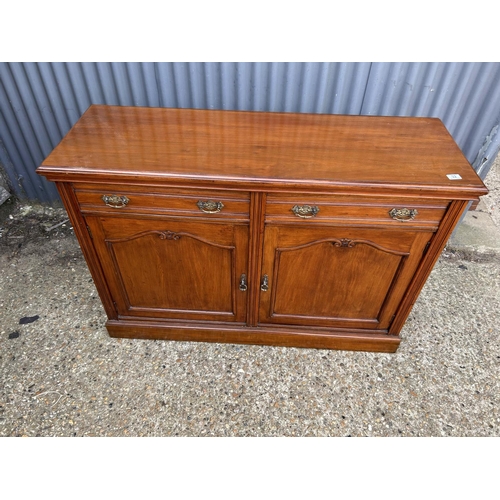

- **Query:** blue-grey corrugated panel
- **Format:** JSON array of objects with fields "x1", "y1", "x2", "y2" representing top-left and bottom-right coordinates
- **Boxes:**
[
  {"x1": 152, "y1": 62, "x2": 373, "y2": 114},
  {"x1": 1, "y1": 62, "x2": 499, "y2": 203},
  {"x1": 361, "y1": 62, "x2": 500, "y2": 172}
]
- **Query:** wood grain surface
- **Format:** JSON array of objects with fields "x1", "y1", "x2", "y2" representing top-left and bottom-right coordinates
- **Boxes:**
[{"x1": 39, "y1": 105, "x2": 487, "y2": 197}]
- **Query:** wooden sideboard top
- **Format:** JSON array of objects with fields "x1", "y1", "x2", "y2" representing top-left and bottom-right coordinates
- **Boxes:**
[{"x1": 38, "y1": 105, "x2": 488, "y2": 198}]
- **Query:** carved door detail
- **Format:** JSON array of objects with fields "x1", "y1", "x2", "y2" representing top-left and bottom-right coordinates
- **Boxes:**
[
  {"x1": 259, "y1": 226, "x2": 432, "y2": 330},
  {"x1": 87, "y1": 216, "x2": 248, "y2": 323}
]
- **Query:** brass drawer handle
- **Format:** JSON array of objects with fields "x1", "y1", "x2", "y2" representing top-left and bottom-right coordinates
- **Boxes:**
[
  {"x1": 239, "y1": 274, "x2": 248, "y2": 292},
  {"x1": 292, "y1": 205, "x2": 319, "y2": 218},
  {"x1": 197, "y1": 200, "x2": 224, "y2": 213},
  {"x1": 389, "y1": 208, "x2": 418, "y2": 221},
  {"x1": 102, "y1": 194, "x2": 129, "y2": 208}
]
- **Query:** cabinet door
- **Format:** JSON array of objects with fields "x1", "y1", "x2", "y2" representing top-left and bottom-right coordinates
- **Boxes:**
[
  {"x1": 87, "y1": 216, "x2": 248, "y2": 323},
  {"x1": 258, "y1": 226, "x2": 432, "y2": 330}
]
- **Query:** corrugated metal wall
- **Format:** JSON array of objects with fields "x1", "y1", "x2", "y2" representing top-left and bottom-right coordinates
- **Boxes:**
[{"x1": 1, "y1": 62, "x2": 499, "y2": 202}]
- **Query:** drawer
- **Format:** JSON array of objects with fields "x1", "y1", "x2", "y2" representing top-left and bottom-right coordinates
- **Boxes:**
[
  {"x1": 73, "y1": 184, "x2": 250, "y2": 220},
  {"x1": 265, "y1": 193, "x2": 449, "y2": 229}
]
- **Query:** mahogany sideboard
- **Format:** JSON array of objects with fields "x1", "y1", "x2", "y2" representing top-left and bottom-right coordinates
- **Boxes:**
[{"x1": 37, "y1": 105, "x2": 488, "y2": 352}]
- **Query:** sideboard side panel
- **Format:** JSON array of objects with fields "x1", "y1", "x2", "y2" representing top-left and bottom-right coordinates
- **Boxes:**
[
  {"x1": 389, "y1": 199, "x2": 470, "y2": 335},
  {"x1": 56, "y1": 182, "x2": 118, "y2": 320}
]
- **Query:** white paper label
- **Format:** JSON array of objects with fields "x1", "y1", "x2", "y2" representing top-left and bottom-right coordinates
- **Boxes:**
[{"x1": 447, "y1": 174, "x2": 462, "y2": 180}]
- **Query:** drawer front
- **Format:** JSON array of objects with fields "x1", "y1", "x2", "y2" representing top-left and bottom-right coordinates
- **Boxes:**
[
  {"x1": 73, "y1": 184, "x2": 250, "y2": 220},
  {"x1": 265, "y1": 194, "x2": 449, "y2": 229}
]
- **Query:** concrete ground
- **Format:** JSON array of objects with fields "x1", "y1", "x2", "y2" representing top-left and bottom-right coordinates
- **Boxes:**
[{"x1": 0, "y1": 158, "x2": 499, "y2": 437}]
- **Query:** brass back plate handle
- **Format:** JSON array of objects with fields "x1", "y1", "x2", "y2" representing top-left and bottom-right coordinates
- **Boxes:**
[
  {"x1": 197, "y1": 200, "x2": 224, "y2": 213},
  {"x1": 389, "y1": 208, "x2": 418, "y2": 221},
  {"x1": 239, "y1": 274, "x2": 248, "y2": 292},
  {"x1": 102, "y1": 194, "x2": 129, "y2": 208},
  {"x1": 292, "y1": 205, "x2": 319, "y2": 218},
  {"x1": 260, "y1": 274, "x2": 269, "y2": 292}
]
